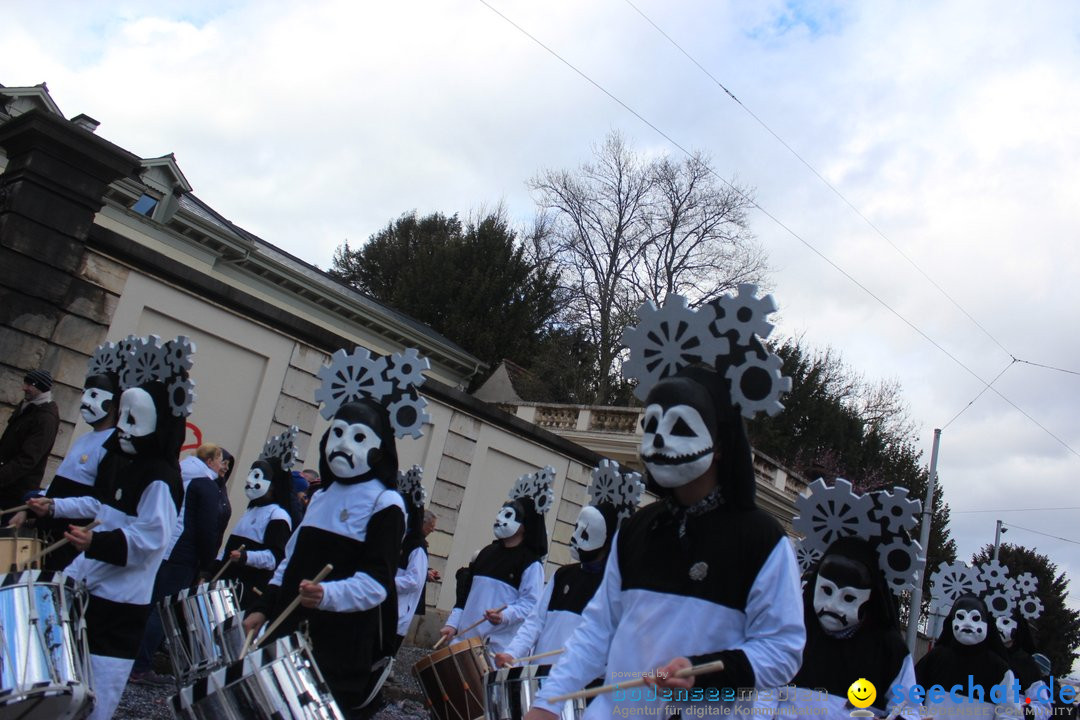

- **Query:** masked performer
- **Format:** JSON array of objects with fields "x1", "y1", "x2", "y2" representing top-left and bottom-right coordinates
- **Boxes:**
[
  {"x1": 496, "y1": 459, "x2": 642, "y2": 669},
  {"x1": 244, "y1": 346, "x2": 430, "y2": 718},
  {"x1": 29, "y1": 335, "x2": 192, "y2": 720},
  {"x1": 527, "y1": 289, "x2": 804, "y2": 719},
  {"x1": 394, "y1": 465, "x2": 429, "y2": 650},
  {"x1": 212, "y1": 427, "x2": 298, "y2": 610},
  {"x1": 997, "y1": 608, "x2": 1051, "y2": 720},
  {"x1": 439, "y1": 467, "x2": 552, "y2": 654},
  {"x1": 16, "y1": 343, "x2": 123, "y2": 570},
  {"x1": 915, "y1": 593, "x2": 1021, "y2": 717}
]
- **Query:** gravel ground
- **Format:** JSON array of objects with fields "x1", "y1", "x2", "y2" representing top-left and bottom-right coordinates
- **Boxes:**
[{"x1": 115, "y1": 644, "x2": 432, "y2": 720}]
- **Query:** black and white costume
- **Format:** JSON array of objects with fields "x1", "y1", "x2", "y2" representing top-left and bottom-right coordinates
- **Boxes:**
[
  {"x1": 916, "y1": 595, "x2": 1021, "y2": 718},
  {"x1": 252, "y1": 399, "x2": 404, "y2": 714},
  {"x1": 998, "y1": 608, "x2": 1052, "y2": 719},
  {"x1": 534, "y1": 368, "x2": 804, "y2": 717},
  {"x1": 53, "y1": 379, "x2": 183, "y2": 720},
  {"x1": 446, "y1": 468, "x2": 553, "y2": 654},
  {"x1": 395, "y1": 465, "x2": 429, "y2": 642},
  {"x1": 213, "y1": 429, "x2": 297, "y2": 610},
  {"x1": 780, "y1": 537, "x2": 918, "y2": 720}
]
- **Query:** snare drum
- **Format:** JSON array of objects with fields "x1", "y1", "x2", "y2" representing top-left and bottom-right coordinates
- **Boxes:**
[
  {"x1": 161, "y1": 580, "x2": 246, "y2": 685},
  {"x1": 0, "y1": 570, "x2": 93, "y2": 720},
  {"x1": 0, "y1": 528, "x2": 43, "y2": 572},
  {"x1": 485, "y1": 664, "x2": 585, "y2": 720},
  {"x1": 413, "y1": 636, "x2": 491, "y2": 720},
  {"x1": 171, "y1": 631, "x2": 343, "y2": 720}
]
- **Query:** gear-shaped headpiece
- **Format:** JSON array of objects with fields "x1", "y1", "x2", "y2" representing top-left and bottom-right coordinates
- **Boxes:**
[
  {"x1": 587, "y1": 458, "x2": 644, "y2": 524},
  {"x1": 107, "y1": 334, "x2": 197, "y2": 418},
  {"x1": 510, "y1": 465, "x2": 557, "y2": 515},
  {"x1": 314, "y1": 345, "x2": 430, "y2": 439},
  {"x1": 621, "y1": 286, "x2": 790, "y2": 417},
  {"x1": 398, "y1": 465, "x2": 426, "y2": 508},
  {"x1": 793, "y1": 477, "x2": 925, "y2": 594},
  {"x1": 929, "y1": 559, "x2": 1044, "y2": 621},
  {"x1": 259, "y1": 425, "x2": 302, "y2": 472}
]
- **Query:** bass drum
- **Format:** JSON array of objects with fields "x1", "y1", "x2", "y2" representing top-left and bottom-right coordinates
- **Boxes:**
[
  {"x1": 412, "y1": 636, "x2": 491, "y2": 720},
  {"x1": 0, "y1": 570, "x2": 93, "y2": 720},
  {"x1": 485, "y1": 664, "x2": 584, "y2": 720},
  {"x1": 171, "y1": 631, "x2": 343, "y2": 720},
  {"x1": 0, "y1": 528, "x2": 42, "y2": 573}
]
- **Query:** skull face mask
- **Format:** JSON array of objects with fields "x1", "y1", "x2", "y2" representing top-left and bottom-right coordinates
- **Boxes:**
[
  {"x1": 639, "y1": 377, "x2": 718, "y2": 489},
  {"x1": 245, "y1": 460, "x2": 273, "y2": 502},
  {"x1": 116, "y1": 387, "x2": 157, "y2": 455},
  {"x1": 493, "y1": 503, "x2": 521, "y2": 540},
  {"x1": 570, "y1": 505, "x2": 607, "y2": 561},
  {"x1": 952, "y1": 606, "x2": 988, "y2": 646},
  {"x1": 80, "y1": 374, "x2": 116, "y2": 425},
  {"x1": 996, "y1": 616, "x2": 1017, "y2": 647}
]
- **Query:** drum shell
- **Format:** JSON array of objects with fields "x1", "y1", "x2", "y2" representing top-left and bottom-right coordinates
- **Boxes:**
[
  {"x1": 484, "y1": 664, "x2": 584, "y2": 720},
  {"x1": 0, "y1": 570, "x2": 93, "y2": 720},
  {"x1": 0, "y1": 529, "x2": 42, "y2": 573},
  {"x1": 171, "y1": 631, "x2": 343, "y2": 720},
  {"x1": 412, "y1": 636, "x2": 491, "y2": 720},
  {"x1": 161, "y1": 580, "x2": 245, "y2": 685}
]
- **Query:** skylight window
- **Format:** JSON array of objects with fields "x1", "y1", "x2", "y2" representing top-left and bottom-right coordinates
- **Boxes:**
[{"x1": 132, "y1": 193, "x2": 158, "y2": 216}]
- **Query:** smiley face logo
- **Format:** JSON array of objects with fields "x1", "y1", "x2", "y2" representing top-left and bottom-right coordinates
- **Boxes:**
[{"x1": 848, "y1": 678, "x2": 876, "y2": 709}]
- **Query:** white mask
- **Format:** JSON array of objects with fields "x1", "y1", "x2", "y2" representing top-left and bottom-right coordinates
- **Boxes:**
[
  {"x1": 570, "y1": 505, "x2": 607, "y2": 561},
  {"x1": 639, "y1": 404, "x2": 714, "y2": 488},
  {"x1": 325, "y1": 419, "x2": 379, "y2": 478},
  {"x1": 493, "y1": 505, "x2": 521, "y2": 540},
  {"x1": 953, "y1": 607, "x2": 988, "y2": 646},
  {"x1": 116, "y1": 388, "x2": 156, "y2": 455},
  {"x1": 80, "y1": 387, "x2": 114, "y2": 425},
  {"x1": 245, "y1": 467, "x2": 270, "y2": 501},
  {"x1": 813, "y1": 575, "x2": 871, "y2": 634},
  {"x1": 996, "y1": 616, "x2": 1017, "y2": 647}
]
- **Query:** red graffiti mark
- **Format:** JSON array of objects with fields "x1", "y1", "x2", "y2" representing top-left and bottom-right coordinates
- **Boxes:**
[{"x1": 182, "y1": 421, "x2": 203, "y2": 452}]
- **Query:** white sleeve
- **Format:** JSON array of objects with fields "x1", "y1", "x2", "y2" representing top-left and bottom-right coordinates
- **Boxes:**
[
  {"x1": 245, "y1": 548, "x2": 277, "y2": 570},
  {"x1": 317, "y1": 570, "x2": 388, "y2": 612},
  {"x1": 268, "y1": 524, "x2": 299, "y2": 588},
  {"x1": 998, "y1": 671, "x2": 1023, "y2": 715},
  {"x1": 739, "y1": 537, "x2": 806, "y2": 688},
  {"x1": 117, "y1": 480, "x2": 178, "y2": 568},
  {"x1": 504, "y1": 574, "x2": 554, "y2": 660},
  {"x1": 502, "y1": 560, "x2": 544, "y2": 626},
  {"x1": 886, "y1": 655, "x2": 922, "y2": 720},
  {"x1": 53, "y1": 495, "x2": 102, "y2": 519},
  {"x1": 534, "y1": 534, "x2": 624, "y2": 712},
  {"x1": 396, "y1": 547, "x2": 427, "y2": 596}
]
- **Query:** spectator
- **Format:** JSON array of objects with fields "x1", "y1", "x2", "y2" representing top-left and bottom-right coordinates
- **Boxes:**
[
  {"x1": 0, "y1": 369, "x2": 60, "y2": 512},
  {"x1": 418, "y1": 510, "x2": 439, "y2": 617},
  {"x1": 301, "y1": 468, "x2": 320, "y2": 501},
  {"x1": 289, "y1": 470, "x2": 308, "y2": 526},
  {"x1": 213, "y1": 448, "x2": 235, "y2": 550}
]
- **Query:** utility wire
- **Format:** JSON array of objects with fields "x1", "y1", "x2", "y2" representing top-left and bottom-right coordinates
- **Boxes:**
[
  {"x1": 477, "y1": 0, "x2": 1080, "y2": 459},
  {"x1": 1002, "y1": 522, "x2": 1080, "y2": 547},
  {"x1": 621, "y1": 0, "x2": 1016, "y2": 361},
  {"x1": 953, "y1": 507, "x2": 1080, "y2": 514},
  {"x1": 1016, "y1": 358, "x2": 1080, "y2": 377},
  {"x1": 943, "y1": 360, "x2": 1015, "y2": 430}
]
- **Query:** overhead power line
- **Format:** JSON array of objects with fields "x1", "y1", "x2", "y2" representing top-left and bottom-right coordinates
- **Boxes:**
[
  {"x1": 477, "y1": 0, "x2": 1079, "y2": 459},
  {"x1": 952, "y1": 506, "x2": 1080, "y2": 514},
  {"x1": 1002, "y1": 522, "x2": 1080, "y2": 547}
]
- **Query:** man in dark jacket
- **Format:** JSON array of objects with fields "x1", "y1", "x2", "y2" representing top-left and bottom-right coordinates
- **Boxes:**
[{"x1": 0, "y1": 369, "x2": 60, "y2": 510}]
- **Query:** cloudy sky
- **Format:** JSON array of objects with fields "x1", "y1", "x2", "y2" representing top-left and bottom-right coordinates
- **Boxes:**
[{"x1": 6, "y1": 0, "x2": 1080, "y2": 665}]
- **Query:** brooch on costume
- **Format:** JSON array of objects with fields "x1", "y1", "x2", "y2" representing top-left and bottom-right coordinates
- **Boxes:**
[
  {"x1": 620, "y1": 285, "x2": 791, "y2": 418},
  {"x1": 929, "y1": 559, "x2": 1043, "y2": 621},
  {"x1": 688, "y1": 561, "x2": 709, "y2": 582},
  {"x1": 793, "y1": 478, "x2": 926, "y2": 595},
  {"x1": 314, "y1": 346, "x2": 430, "y2": 439}
]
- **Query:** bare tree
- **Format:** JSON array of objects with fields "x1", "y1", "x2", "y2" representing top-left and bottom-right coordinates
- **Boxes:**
[{"x1": 530, "y1": 131, "x2": 768, "y2": 403}]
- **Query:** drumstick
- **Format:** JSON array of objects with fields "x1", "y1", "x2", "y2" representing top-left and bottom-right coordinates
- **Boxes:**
[
  {"x1": 250, "y1": 586, "x2": 263, "y2": 596},
  {"x1": 1, "y1": 504, "x2": 29, "y2": 516},
  {"x1": 432, "y1": 604, "x2": 509, "y2": 650},
  {"x1": 512, "y1": 647, "x2": 564, "y2": 665},
  {"x1": 251, "y1": 563, "x2": 333, "y2": 651},
  {"x1": 209, "y1": 544, "x2": 246, "y2": 584},
  {"x1": 22, "y1": 519, "x2": 103, "y2": 570},
  {"x1": 549, "y1": 658, "x2": 726, "y2": 703}
]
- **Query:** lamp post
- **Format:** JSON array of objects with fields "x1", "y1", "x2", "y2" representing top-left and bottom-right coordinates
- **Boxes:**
[{"x1": 993, "y1": 520, "x2": 1008, "y2": 561}]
